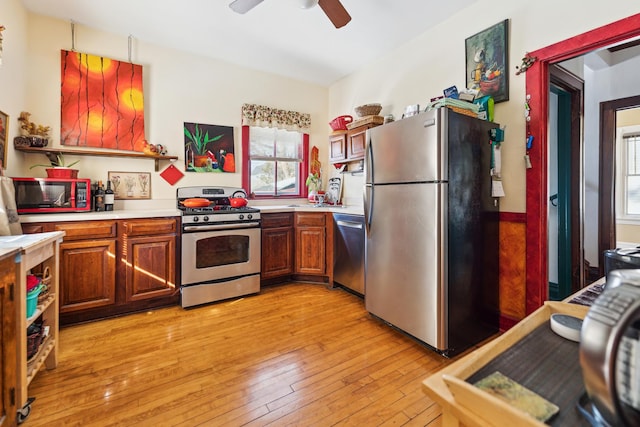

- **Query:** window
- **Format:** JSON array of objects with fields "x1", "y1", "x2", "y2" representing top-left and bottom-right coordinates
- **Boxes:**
[
  {"x1": 241, "y1": 125, "x2": 309, "y2": 198},
  {"x1": 617, "y1": 127, "x2": 640, "y2": 220}
]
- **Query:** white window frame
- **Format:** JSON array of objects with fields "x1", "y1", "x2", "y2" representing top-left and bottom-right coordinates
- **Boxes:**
[
  {"x1": 242, "y1": 126, "x2": 309, "y2": 199},
  {"x1": 616, "y1": 125, "x2": 640, "y2": 224}
]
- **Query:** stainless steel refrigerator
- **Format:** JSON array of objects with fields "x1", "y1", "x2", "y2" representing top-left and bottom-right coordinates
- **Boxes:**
[{"x1": 364, "y1": 108, "x2": 500, "y2": 356}]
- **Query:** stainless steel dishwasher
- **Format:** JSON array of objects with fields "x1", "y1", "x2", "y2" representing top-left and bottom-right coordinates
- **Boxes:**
[{"x1": 333, "y1": 213, "x2": 365, "y2": 295}]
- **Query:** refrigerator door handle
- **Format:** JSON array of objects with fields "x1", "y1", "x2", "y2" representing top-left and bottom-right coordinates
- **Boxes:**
[
  {"x1": 364, "y1": 185, "x2": 374, "y2": 232},
  {"x1": 366, "y1": 134, "x2": 375, "y2": 183},
  {"x1": 364, "y1": 136, "x2": 375, "y2": 232}
]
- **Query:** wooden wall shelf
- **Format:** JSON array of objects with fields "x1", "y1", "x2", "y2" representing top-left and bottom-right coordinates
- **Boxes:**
[{"x1": 15, "y1": 146, "x2": 178, "y2": 171}]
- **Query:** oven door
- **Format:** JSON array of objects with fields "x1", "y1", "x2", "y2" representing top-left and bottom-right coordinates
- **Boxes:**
[{"x1": 181, "y1": 225, "x2": 261, "y2": 286}]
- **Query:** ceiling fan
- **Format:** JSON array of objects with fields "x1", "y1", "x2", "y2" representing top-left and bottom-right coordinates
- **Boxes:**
[{"x1": 229, "y1": 0, "x2": 352, "y2": 29}]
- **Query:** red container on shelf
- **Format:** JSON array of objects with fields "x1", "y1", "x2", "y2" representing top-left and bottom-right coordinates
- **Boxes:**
[{"x1": 329, "y1": 115, "x2": 353, "y2": 131}]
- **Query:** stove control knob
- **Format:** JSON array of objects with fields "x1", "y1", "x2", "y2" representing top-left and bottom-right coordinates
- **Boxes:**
[
  {"x1": 203, "y1": 216, "x2": 209, "y2": 222},
  {"x1": 239, "y1": 214, "x2": 245, "y2": 220},
  {"x1": 192, "y1": 216, "x2": 199, "y2": 222},
  {"x1": 247, "y1": 214, "x2": 253, "y2": 220}
]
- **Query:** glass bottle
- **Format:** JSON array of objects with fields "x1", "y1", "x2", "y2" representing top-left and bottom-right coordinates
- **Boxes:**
[
  {"x1": 94, "y1": 180, "x2": 105, "y2": 212},
  {"x1": 104, "y1": 180, "x2": 114, "y2": 211}
]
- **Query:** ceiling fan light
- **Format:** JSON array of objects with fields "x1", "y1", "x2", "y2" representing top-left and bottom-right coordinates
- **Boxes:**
[{"x1": 299, "y1": 0, "x2": 319, "y2": 9}]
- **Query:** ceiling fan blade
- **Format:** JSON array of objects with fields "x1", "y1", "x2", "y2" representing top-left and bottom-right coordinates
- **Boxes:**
[
  {"x1": 318, "y1": 0, "x2": 351, "y2": 29},
  {"x1": 229, "y1": 0, "x2": 264, "y2": 14}
]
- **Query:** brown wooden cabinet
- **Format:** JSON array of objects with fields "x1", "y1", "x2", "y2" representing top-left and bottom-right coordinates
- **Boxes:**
[
  {"x1": 22, "y1": 217, "x2": 180, "y2": 325},
  {"x1": 261, "y1": 213, "x2": 294, "y2": 280},
  {"x1": 55, "y1": 221, "x2": 117, "y2": 314},
  {"x1": 0, "y1": 252, "x2": 17, "y2": 427},
  {"x1": 121, "y1": 218, "x2": 177, "y2": 303},
  {"x1": 346, "y1": 127, "x2": 367, "y2": 160},
  {"x1": 329, "y1": 123, "x2": 381, "y2": 164},
  {"x1": 329, "y1": 132, "x2": 347, "y2": 163},
  {"x1": 295, "y1": 212, "x2": 326, "y2": 275},
  {"x1": 261, "y1": 211, "x2": 333, "y2": 285}
]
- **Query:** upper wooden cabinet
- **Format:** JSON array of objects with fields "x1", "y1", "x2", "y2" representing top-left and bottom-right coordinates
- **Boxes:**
[
  {"x1": 329, "y1": 123, "x2": 381, "y2": 164},
  {"x1": 346, "y1": 127, "x2": 367, "y2": 161},
  {"x1": 329, "y1": 132, "x2": 347, "y2": 163}
]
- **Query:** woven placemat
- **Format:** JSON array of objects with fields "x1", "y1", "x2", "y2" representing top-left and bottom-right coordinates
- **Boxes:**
[{"x1": 466, "y1": 324, "x2": 587, "y2": 426}]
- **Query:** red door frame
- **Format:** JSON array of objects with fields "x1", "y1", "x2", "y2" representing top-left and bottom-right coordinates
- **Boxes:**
[{"x1": 525, "y1": 13, "x2": 640, "y2": 314}]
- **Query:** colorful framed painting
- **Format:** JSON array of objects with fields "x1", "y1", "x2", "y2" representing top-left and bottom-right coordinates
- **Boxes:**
[
  {"x1": 0, "y1": 110, "x2": 7, "y2": 170},
  {"x1": 60, "y1": 50, "x2": 146, "y2": 151},
  {"x1": 465, "y1": 19, "x2": 509, "y2": 103},
  {"x1": 184, "y1": 122, "x2": 235, "y2": 173},
  {"x1": 108, "y1": 171, "x2": 151, "y2": 199}
]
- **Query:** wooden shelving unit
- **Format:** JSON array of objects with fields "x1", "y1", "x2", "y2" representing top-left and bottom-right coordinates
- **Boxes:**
[
  {"x1": 0, "y1": 231, "x2": 65, "y2": 423},
  {"x1": 14, "y1": 146, "x2": 178, "y2": 171}
]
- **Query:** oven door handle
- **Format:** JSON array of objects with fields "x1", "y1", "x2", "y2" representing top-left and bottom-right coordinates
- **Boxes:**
[{"x1": 183, "y1": 222, "x2": 261, "y2": 232}]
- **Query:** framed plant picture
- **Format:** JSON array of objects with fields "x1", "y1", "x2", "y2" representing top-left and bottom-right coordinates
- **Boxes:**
[
  {"x1": 465, "y1": 19, "x2": 509, "y2": 103},
  {"x1": 108, "y1": 171, "x2": 151, "y2": 199},
  {"x1": 0, "y1": 110, "x2": 7, "y2": 170}
]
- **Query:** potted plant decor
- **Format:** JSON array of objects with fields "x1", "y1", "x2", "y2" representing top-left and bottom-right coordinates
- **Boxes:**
[
  {"x1": 306, "y1": 172, "x2": 322, "y2": 203},
  {"x1": 30, "y1": 153, "x2": 80, "y2": 179}
]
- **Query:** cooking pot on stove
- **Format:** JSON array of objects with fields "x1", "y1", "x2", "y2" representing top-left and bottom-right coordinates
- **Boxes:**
[
  {"x1": 580, "y1": 269, "x2": 640, "y2": 426},
  {"x1": 180, "y1": 198, "x2": 212, "y2": 208},
  {"x1": 229, "y1": 190, "x2": 248, "y2": 208}
]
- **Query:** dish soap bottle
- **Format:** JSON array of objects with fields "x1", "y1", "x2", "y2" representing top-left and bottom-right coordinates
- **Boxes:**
[{"x1": 104, "y1": 180, "x2": 114, "y2": 211}]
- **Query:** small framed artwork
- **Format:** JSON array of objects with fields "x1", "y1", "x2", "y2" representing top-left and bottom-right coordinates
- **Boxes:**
[
  {"x1": 465, "y1": 19, "x2": 509, "y2": 103},
  {"x1": 0, "y1": 110, "x2": 8, "y2": 170},
  {"x1": 108, "y1": 171, "x2": 151, "y2": 200}
]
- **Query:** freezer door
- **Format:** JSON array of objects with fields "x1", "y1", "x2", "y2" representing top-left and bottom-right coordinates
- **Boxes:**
[
  {"x1": 364, "y1": 182, "x2": 447, "y2": 350},
  {"x1": 365, "y1": 110, "x2": 444, "y2": 185}
]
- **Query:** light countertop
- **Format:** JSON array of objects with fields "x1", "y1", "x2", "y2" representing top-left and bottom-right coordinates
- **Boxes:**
[
  {"x1": 256, "y1": 204, "x2": 363, "y2": 216},
  {"x1": 18, "y1": 205, "x2": 363, "y2": 223},
  {"x1": 19, "y1": 209, "x2": 182, "y2": 223}
]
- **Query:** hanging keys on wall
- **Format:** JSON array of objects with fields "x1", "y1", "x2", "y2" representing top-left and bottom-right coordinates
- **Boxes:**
[{"x1": 524, "y1": 94, "x2": 533, "y2": 169}]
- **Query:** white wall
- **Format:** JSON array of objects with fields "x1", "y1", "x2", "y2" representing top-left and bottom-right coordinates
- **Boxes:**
[
  {"x1": 0, "y1": 6, "x2": 328, "y2": 209},
  {"x1": 0, "y1": 0, "x2": 29, "y2": 145},
  {"x1": 3, "y1": 0, "x2": 640, "y2": 213},
  {"x1": 328, "y1": 0, "x2": 640, "y2": 213}
]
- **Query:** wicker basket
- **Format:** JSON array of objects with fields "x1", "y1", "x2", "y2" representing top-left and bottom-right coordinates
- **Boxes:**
[
  {"x1": 354, "y1": 103, "x2": 382, "y2": 118},
  {"x1": 37, "y1": 266, "x2": 52, "y2": 304},
  {"x1": 27, "y1": 323, "x2": 44, "y2": 361}
]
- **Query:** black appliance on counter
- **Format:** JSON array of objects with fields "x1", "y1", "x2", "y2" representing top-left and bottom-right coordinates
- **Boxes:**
[
  {"x1": 604, "y1": 248, "x2": 640, "y2": 276},
  {"x1": 177, "y1": 186, "x2": 261, "y2": 308}
]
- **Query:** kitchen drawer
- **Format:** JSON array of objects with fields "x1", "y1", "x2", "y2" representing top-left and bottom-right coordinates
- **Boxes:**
[
  {"x1": 123, "y1": 218, "x2": 178, "y2": 236},
  {"x1": 262, "y1": 213, "x2": 294, "y2": 228},
  {"x1": 54, "y1": 220, "x2": 117, "y2": 240},
  {"x1": 295, "y1": 212, "x2": 326, "y2": 227}
]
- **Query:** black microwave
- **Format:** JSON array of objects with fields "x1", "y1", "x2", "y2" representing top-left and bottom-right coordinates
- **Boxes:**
[{"x1": 12, "y1": 177, "x2": 92, "y2": 213}]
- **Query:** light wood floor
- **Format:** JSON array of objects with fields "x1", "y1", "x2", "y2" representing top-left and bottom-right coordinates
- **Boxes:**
[{"x1": 24, "y1": 283, "x2": 454, "y2": 426}]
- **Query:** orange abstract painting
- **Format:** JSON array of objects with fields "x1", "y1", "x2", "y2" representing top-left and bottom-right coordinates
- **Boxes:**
[{"x1": 60, "y1": 50, "x2": 146, "y2": 151}]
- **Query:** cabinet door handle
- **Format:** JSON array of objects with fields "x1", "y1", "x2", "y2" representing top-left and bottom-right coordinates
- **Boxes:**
[{"x1": 337, "y1": 220, "x2": 363, "y2": 229}]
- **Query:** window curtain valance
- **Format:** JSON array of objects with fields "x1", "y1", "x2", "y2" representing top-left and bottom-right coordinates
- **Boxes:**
[{"x1": 241, "y1": 103, "x2": 311, "y2": 132}]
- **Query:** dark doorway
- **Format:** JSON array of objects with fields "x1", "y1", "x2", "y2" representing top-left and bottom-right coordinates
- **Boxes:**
[{"x1": 548, "y1": 65, "x2": 584, "y2": 300}]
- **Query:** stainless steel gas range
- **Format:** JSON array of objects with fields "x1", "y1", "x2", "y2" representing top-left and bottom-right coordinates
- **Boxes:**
[{"x1": 177, "y1": 186, "x2": 261, "y2": 308}]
